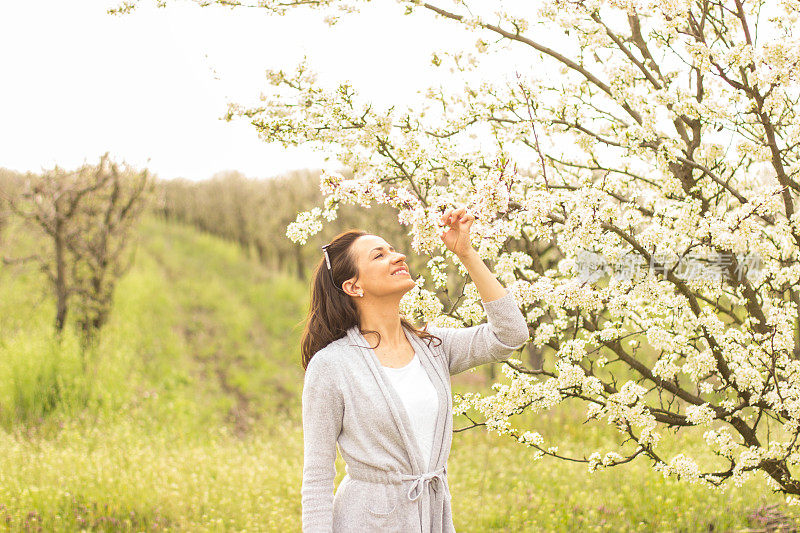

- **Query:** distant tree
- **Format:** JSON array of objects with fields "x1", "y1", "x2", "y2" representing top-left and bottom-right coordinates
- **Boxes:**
[
  {"x1": 66, "y1": 157, "x2": 154, "y2": 346},
  {"x1": 153, "y1": 177, "x2": 195, "y2": 226},
  {"x1": 0, "y1": 169, "x2": 23, "y2": 244},
  {"x1": 2, "y1": 154, "x2": 153, "y2": 349}
]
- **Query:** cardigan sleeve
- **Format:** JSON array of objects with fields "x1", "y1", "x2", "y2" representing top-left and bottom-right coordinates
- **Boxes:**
[
  {"x1": 301, "y1": 353, "x2": 344, "y2": 532},
  {"x1": 426, "y1": 288, "x2": 530, "y2": 376}
]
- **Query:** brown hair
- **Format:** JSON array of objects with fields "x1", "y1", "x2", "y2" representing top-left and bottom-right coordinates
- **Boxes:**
[{"x1": 300, "y1": 229, "x2": 442, "y2": 371}]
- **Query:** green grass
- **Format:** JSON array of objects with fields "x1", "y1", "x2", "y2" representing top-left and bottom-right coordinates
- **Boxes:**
[{"x1": 0, "y1": 213, "x2": 796, "y2": 531}]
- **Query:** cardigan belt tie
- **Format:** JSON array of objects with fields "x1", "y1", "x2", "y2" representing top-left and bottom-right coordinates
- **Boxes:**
[{"x1": 401, "y1": 465, "x2": 447, "y2": 501}]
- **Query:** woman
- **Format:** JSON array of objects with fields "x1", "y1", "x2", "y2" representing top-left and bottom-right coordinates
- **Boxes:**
[{"x1": 300, "y1": 205, "x2": 530, "y2": 532}]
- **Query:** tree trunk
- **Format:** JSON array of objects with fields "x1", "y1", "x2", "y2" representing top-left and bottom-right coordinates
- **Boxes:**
[{"x1": 54, "y1": 220, "x2": 68, "y2": 333}]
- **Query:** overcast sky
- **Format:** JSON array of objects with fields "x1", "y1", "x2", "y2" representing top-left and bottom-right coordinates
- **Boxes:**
[{"x1": 0, "y1": 0, "x2": 466, "y2": 181}]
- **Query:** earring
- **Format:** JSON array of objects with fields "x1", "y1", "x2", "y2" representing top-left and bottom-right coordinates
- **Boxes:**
[{"x1": 359, "y1": 292, "x2": 364, "y2": 297}]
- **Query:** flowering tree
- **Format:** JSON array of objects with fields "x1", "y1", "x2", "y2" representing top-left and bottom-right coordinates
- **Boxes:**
[{"x1": 115, "y1": 0, "x2": 800, "y2": 498}]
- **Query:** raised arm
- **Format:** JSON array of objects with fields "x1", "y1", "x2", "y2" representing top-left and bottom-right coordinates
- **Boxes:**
[
  {"x1": 301, "y1": 353, "x2": 344, "y2": 532},
  {"x1": 431, "y1": 206, "x2": 530, "y2": 374},
  {"x1": 427, "y1": 288, "x2": 530, "y2": 375}
]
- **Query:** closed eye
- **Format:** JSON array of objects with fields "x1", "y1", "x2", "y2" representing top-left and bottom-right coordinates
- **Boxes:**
[{"x1": 373, "y1": 245, "x2": 395, "y2": 259}]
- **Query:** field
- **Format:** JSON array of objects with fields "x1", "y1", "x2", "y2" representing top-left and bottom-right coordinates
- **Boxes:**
[{"x1": 0, "y1": 214, "x2": 796, "y2": 532}]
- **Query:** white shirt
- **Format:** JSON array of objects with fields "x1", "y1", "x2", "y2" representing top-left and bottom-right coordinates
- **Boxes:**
[{"x1": 381, "y1": 351, "x2": 439, "y2": 469}]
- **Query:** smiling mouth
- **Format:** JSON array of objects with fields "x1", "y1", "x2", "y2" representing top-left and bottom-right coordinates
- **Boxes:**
[{"x1": 391, "y1": 270, "x2": 410, "y2": 276}]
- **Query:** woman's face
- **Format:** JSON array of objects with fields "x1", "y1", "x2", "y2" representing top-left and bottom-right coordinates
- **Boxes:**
[{"x1": 343, "y1": 234, "x2": 415, "y2": 298}]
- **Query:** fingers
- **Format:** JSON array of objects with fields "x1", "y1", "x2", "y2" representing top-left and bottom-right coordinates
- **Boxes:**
[
  {"x1": 439, "y1": 210, "x2": 452, "y2": 225},
  {"x1": 440, "y1": 205, "x2": 470, "y2": 225},
  {"x1": 442, "y1": 212, "x2": 457, "y2": 225}
]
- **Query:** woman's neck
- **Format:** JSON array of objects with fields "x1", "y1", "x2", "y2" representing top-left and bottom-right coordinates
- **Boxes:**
[{"x1": 359, "y1": 315, "x2": 406, "y2": 349}]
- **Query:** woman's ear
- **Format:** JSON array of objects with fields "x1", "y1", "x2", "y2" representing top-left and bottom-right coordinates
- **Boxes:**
[{"x1": 342, "y1": 279, "x2": 360, "y2": 298}]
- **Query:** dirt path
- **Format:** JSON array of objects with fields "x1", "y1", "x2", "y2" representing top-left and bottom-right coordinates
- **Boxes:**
[{"x1": 140, "y1": 234, "x2": 263, "y2": 438}]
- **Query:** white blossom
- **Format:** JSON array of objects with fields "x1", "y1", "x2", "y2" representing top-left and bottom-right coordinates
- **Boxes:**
[{"x1": 685, "y1": 403, "x2": 715, "y2": 426}]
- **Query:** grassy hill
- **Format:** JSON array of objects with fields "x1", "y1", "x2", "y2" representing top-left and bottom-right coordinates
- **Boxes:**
[{"x1": 0, "y1": 214, "x2": 795, "y2": 531}]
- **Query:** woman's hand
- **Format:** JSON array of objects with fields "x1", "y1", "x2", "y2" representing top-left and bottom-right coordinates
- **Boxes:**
[{"x1": 439, "y1": 205, "x2": 476, "y2": 257}]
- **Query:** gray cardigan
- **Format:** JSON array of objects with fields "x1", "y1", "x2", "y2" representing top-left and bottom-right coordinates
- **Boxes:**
[{"x1": 301, "y1": 288, "x2": 530, "y2": 532}]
